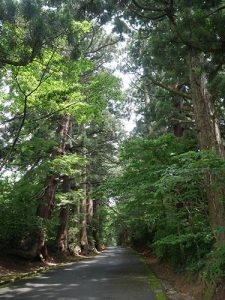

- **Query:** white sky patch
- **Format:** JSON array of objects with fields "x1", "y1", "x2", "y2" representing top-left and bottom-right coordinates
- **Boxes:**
[
  {"x1": 103, "y1": 24, "x2": 136, "y2": 132},
  {"x1": 123, "y1": 113, "x2": 136, "y2": 132}
]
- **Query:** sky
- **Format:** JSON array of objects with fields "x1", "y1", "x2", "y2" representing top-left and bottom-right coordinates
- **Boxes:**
[
  {"x1": 113, "y1": 70, "x2": 136, "y2": 132},
  {"x1": 103, "y1": 24, "x2": 137, "y2": 133}
]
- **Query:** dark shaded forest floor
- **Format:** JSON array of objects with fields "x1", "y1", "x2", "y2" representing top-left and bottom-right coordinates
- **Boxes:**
[{"x1": 138, "y1": 249, "x2": 225, "y2": 300}]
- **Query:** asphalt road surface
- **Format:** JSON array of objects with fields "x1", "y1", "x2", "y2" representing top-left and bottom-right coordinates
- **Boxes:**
[{"x1": 0, "y1": 247, "x2": 155, "y2": 300}]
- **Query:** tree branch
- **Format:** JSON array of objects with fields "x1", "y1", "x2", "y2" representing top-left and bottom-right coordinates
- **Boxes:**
[
  {"x1": 85, "y1": 38, "x2": 121, "y2": 55},
  {"x1": 132, "y1": 0, "x2": 165, "y2": 12},
  {"x1": 171, "y1": 118, "x2": 194, "y2": 124},
  {"x1": 207, "y1": 5, "x2": 225, "y2": 17},
  {"x1": 144, "y1": 75, "x2": 192, "y2": 99},
  {"x1": 0, "y1": 52, "x2": 56, "y2": 170},
  {"x1": 0, "y1": 38, "x2": 41, "y2": 67},
  {"x1": 30, "y1": 100, "x2": 88, "y2": 123}
]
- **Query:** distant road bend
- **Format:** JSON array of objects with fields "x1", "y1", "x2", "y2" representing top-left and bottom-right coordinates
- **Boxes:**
[{"x1": 0, "y1": 247, "x2": 156, "y2": 300}]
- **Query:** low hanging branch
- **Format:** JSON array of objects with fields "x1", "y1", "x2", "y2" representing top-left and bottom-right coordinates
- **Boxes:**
[{"x1": 143, "y1": 74, "x2": 192, "y2": 100}]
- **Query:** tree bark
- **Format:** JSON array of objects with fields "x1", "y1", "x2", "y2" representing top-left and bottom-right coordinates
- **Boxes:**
[
  {"x1": 189, "y1": 55, "x2": 224, "y2": 155},
  {"x1": 80, "y1": 196, "x2": 88, "y2": 252},
  {"x1": 80, "y1": 124, "x2": 89, "y2": 253},
  {"x1": 80, "y1": 175, "x2": 89, "y2": 253},
  {"x1": 57, "y1": 176, "x2": 70, "y2": 253},
  {"x1": 37, "y1": 175, "x2": 57, "y2": 219},
  {"x1": 93, "y1": 199, "x2": 101, "y2": 250},
  {"x1": 36, "y1": 115, "x2": 71, "y2": 258},
  {"x1": 189, "y1": 53, "x2": 225, "y2": 243},
  {"x1": 173, "y1": 88, "x2": 184, "y2": 138},
  {"x1": 143, "y1": 67, "x2": 154, "y2": 136},
  {"x1": 37, "y1": 116, "x2": 71, "y2": 219},
  {"x1": 86, "y1": 188, "x2": 96, "y2": 250}
]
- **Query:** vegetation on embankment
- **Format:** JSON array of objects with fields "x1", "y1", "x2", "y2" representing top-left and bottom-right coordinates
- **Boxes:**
[
  {"x1": 106, "y1": 135, "x2": 225, "y2": 300},
  {"x1": 136, "y1": 248, "x2": 225, "y2": 300}
]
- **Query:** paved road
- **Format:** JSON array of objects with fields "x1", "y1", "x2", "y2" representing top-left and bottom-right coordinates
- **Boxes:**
[{"x1": 0, "y1": 247, "x2": 155, "y2": 300}]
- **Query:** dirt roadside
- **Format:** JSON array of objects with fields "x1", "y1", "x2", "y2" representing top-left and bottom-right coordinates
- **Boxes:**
[{"x1": 138, "y1": 250, "x2": 225, "y2": 300}]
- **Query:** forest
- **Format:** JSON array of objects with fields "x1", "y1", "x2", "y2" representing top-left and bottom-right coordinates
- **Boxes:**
[{"x1": 1, "y1": 0, "x2": 225, "y2": 299}]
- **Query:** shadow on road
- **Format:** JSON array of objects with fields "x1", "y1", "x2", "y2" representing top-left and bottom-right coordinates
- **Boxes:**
[{"x1": 0, "y1": 247, "x2": 155, "y2": 300}]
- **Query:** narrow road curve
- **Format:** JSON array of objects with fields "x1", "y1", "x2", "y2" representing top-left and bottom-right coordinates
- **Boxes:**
[{"x1": 0, "y1": 247, "x2": 156, "y2": 300}]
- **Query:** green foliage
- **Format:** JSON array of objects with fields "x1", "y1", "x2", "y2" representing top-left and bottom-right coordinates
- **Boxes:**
[
  {"x1": 105, "y1": 134, "x2": 225, "y2": 271},
  {"x1": 50, "y1": 155, "x2": 85, "y2": 177},
  {"x1": 0, "y1": 1, "x2": 124, "y2": 255},
  {"x1": 204, "y1": 245, "x2": 225, "y2": 283},
  {"x1": 0, "y1": 179, "x2": 41, "y2": 248},
  {"x1": 55, "y1": 190, "x2": 83, "y2": 206}
]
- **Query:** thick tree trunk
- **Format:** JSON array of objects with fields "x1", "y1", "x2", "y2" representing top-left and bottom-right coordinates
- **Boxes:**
[
  {"x1": 57, "y1": 116, "x2": 71, "y2": 155},
  {"x1": 189, "y1": 55, "x2": 224, "y2": 155},
  {"x1": 87, "y1": 192, "x2": 95, "y2": 249},
  {"x1": 173, "y1": 89, "x2": 184, "y2": 138},
  {"x1": 93, "y1": 199, "x2": 100, "y2": 250},
  {"x1": 189, "y1": 53, "x2": 225, "y2": 243},
  {"x1": 36, "y1": 116, "x2": 71, "y2": 258},
  {"x1": 80, "y1": 203, "x2": 88, "y2": 252},
  {"x1": 80, "y1": 125, "x2": 90, "y2": 254},
  {"x1": 143, "y1": 67, "x2": 154, "y2": 136},
  {"x1": 80, "y1": 178, "x2": 88, "y2": 253},
  {"x1": 37, "y1": 175, "x2": 57, "y2": 219},
  {"x1": 80, "y1": 187, "x2": 89, "y2": 252},
  {"x1": 72, "y1": 196, "x2": 81, "y2": 254},
  {"x1": 39, "y1": 229, "x2": 48, "y2": 260},
  {"x1": 57, "y1": 176, "x2": 70, "y2": 253},
  {"x1": 37, "y1": 116, "x2": 71, "y2": 218}
]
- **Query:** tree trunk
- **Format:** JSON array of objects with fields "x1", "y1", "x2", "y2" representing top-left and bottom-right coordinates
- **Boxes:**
[
  {"x1": 36, "y1": 115, "x2": 71, "y2": 258},
  {"x1": 86, "y1": 191, "x2": 95, "y2": 250},
  {"x1": 80, "y1": 124, "x2": 89, "y2": 253},
  {"x1": 57, "y1": 175, "x2": 70, "y2": 253},
  {"x1": 143, "y1": 67, "x2": 154, "y2": 136},
  {"x1": 57, "y1": 116, "x2": 71, "y2": 155},
  {"x1": 189, "y1": 53, "x2": 225, "y2": 243},
  {"x1": 37, "y1": 115, "x2": 71, "y2": 218},
  {"x1": 80, "y1": 177, "x2": 89, "y2": 253},
  {"x1": 93, "y1": 199, "x2": 100, "y2": 250},
  {"x1": 37, "y1": 175, "x2": 57, "y2": 219},
  {"x1": 80, "y1": 197, "x2": 88, "y2": 252},
  {"x1": 173, "y1": 87, "x2": 184, "y2": 138},
  {"x1": 189, "y1": 55, "x2": 224, "y2": 155},
  {"x1": 72, "y1": 195, "x2": 81, "y2": 254}
]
